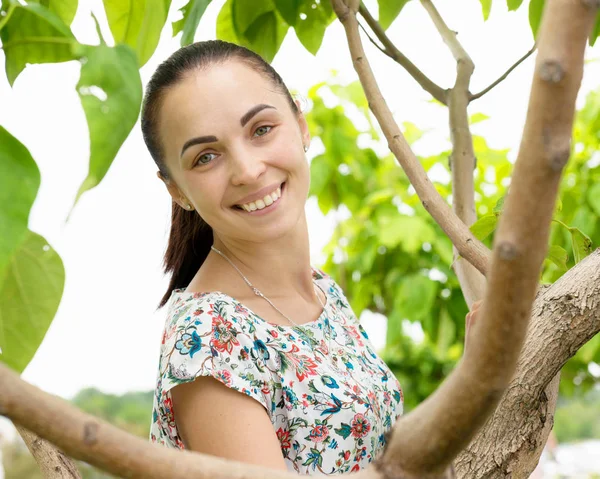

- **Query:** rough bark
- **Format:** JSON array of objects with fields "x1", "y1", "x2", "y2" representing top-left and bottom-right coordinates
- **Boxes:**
[
  {"x1": 456, "y1": 249, "x2": 600, "y2": 478},
  {"x1": 15, "y1": 425, "x2": 81, "y2": 478}
]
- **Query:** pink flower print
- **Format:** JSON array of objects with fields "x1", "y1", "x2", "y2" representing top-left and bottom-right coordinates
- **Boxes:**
[
  {"x1": 290, "y1": 355, "x2": 319, "y2": 381},
  {"x1": 309, "y1": 424, "x2": 330, "y2": 443},
  {"x1": 216, "y1": 370, "x2": 232, "y2": 387},
  {"x1": 351, "y1": 413, "x2": 371, "y2": 438},
  {"x1": 211, "y1": 318, "x2": 240, "y2": 354},
  {"x1": 351, "y1": 464, "x2": 361, "y2": 472}
]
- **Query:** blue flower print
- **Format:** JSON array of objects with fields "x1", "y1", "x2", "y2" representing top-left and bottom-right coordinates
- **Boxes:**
[
  {"x1": 322, "y1": 375, "x2": 339, "y2": 389},
  {"x1": 175, "y1": 330, "x2": 202, "y2": 357},
  {"x1": 253, "y1": 339, "x2": 270, "y2": 360}
]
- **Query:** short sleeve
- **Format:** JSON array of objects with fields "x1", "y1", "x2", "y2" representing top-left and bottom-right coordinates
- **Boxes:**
[{"x1": 154, "y1": 294, "x2": 274, "y2": 446}]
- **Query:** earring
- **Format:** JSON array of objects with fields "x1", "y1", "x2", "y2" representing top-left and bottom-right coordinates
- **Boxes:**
[
  {"x1": 186, "y1": 203, "x2": 193, "y2": 210},
  {"x1": 304, "y1": 145, "x2": 309, "y2": 152}
]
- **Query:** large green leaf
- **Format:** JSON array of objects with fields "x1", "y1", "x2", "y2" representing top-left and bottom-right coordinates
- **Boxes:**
[
  {"x1": 216, "y1": 0, "x2": 239, "y2": 43},
  {"x1": 528, "y1": 0, "x2": 545, "y2": 38},
  {"x1": 546, "y1": 244, "x2": 568, "y2": 271},
  {"x1": 34, "y1": 0, "x2": 78, "y2": 25},
  {"x1": 274, "y1": 0, "x2": 301, "y2": 26},
  {"x1": 73, "y1": 44, "x2": 142, "y2": 205},
  {"x1": 102, "y1": 0, "x2": 170, "y2": 66},
  {"x1": 243, "y1": 10, "x2": 289, "y2": 62},
  {"x1": 295, "y1": 0, "x2": 336, "y2": 55},
  {"x1": 0, "y1": 1, "x2": 77, "y2": 85},
  {"x1": 172, "y1": 0, "x2": 212, "y2": 46},
  {"x1": 469, "y1": 214, "x2": 498, "y2": 241},
  {"x1": 570, "y1": 227, "x2": 593, "y2": 264},
  {"x1": 232, "y1": 0, "x2": 272, "y2": 35},
  {"x1": 0, "y1": 231, "x2": 65, "y2": 373},
  {"x1": 377, "y1": 0, "x2": 410, "y2": 30},
  {"x1": 507, "y1": 0, "x2": 524, "y2": 11},
  {"x1": 0, "y1": 127, "x2": 40, "y2": 276}
]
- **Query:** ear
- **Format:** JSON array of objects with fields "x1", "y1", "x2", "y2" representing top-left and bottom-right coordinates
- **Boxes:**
[
  {"x1": 156, "y1": 171, "x2": 191, "y2": 210},
  {"x1": 294, "y1": 101, "x2": 311, "y2": 149}
]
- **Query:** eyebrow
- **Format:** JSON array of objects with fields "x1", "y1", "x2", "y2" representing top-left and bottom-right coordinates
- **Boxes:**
[{"x1": 180, "y1": 104, "x2": 277, "y2": 158}]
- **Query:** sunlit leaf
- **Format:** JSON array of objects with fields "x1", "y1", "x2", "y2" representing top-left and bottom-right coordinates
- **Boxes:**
[
  {"x1": 32, "y1": 0, "x2": 78, "y2": 25},
  {"x1": 0, "y1": 1, "x2": 77, "y2": 85},
  {"x1": 393, "y1": 274, "x2": 438, "y2": 323},
  {"x1": 570, "y1": 227, "x2": 593, "y2": 263},
  {"x1": 479, "y1": 0, "x2": 492, "y2": 20},
  {"x1": 507, "y1": 0, "x2": 524, "y2": 11},
  {"x1": 469, "y1": 214, "x2": 498, "y2": 241},
  {"x1": 216, "y1": 0, "x2": 239, "y2": 42},
  {"x1": 103, "y1": 0, "x2": 170, "y2": 66},
  {"x1": 274, "y1": 0, "x2": 300, "y2": 26},
  {"x1": 547, "y1": 244, "x2": 568, "y2": 271},
  {"x1": 0, "y1": 127, "x2": 40, "y2": 276},
  {"x1": 377, "y1": 0, "x2": 410, "y2": 30},
  {"x1": 470, "y1": 112, "x2": 490, "y2": 125},
  {"x1": 173, "y1": 0, "x2": 212, "y2": 46},
  {"x1": 0, "y1": 231, "x2": 64, "y2": 373},
  {"x1": 73, "y1": 44, "x2": 142, "y2": 205},
  {"x1": 294, "y1": 0, "x2": 336, "y2": 55},
  {"x1": 528, "y1": 0, "x2": 545, "y2": 38}
]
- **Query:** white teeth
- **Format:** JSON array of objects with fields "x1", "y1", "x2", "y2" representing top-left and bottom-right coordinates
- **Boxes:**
[{"x1": 238, "y1": 185, "x2": 283, "y2": 212}]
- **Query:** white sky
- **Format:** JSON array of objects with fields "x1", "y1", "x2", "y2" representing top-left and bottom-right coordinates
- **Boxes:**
[{"x1": 1, "y1": 0, "x2": 599, "y2": 413}]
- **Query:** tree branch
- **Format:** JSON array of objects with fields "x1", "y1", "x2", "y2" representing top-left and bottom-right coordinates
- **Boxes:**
[
  {"x1": 456, "y1": 249, "x2": 600, "y2": 477},
  {"x1": 417, "y1": 0, "x2": 487, "y2": 306},
  {"x1": 470, "y1": 44, "x2": 538, "y2": 101},
  {"x1": 331, "y1": 0, "x2": 491, "y2": 278},
  {"x1": 14, "y1": 424, "x2": 81, "y2": 478},
  {"x1": 372, "y1": 0, "x2": 597, "y2": 474},
  {"x1": 357, "y1": 2, "x2": 448, "y2": 105}
]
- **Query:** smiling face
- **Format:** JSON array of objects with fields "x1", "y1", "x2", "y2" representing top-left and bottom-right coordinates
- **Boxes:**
[{"x1": 157, "y1": 60, "x2": 311, "y2": 245}]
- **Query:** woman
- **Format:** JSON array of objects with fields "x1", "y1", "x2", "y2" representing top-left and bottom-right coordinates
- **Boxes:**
[{"x1": 143, "y1": 40, "x2": 404, "y2": 475}]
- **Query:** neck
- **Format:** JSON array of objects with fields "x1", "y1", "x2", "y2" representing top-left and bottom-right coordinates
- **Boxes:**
[{"x1": 208, "y1": 215, "x2": 315, "y2": 300}]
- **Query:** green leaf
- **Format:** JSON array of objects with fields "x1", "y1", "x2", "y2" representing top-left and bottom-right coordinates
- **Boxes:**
[
  {"x1": 393, "y1": 274, "x2": 438, "y2": 323},
  {"x1": 0, "y1": 2, "x2": 77, "y2": 85},
  {"x1": 274, "y1": 0, "x2": 300, "y2": 25},
  {"x1": 528, "y1": 0, "x2": 545, "y2": 38},
  {"x1": 479, "y1": 0, "x2": 492, "y2": 20},
  {"x1": 507, "y1": 0, "x2": 524, "y2": 10},
  {"x1": 0, "y1": 231, "x2": 65, "y2": 373},
  {"x1": 436, "y1": 308, "x2": 456, "y2": 356},
  {"x1": 216, "y1": 0, "x2": 239, "y2": 43},
  {"x1": 73, "y1": 44, "x2": 142, "y2": 205},
  {"x1": 102, "y1": 0, "x2": 170, "y2": 66},
  {"x1": 570, "y1": 227, "x2": 593, "y2": 264},
  {"x1": 587, "y1": 182, "x2": 600, "y2": 216},
  {"x1": 173, "y1": 0, "x2": 212, "y2": 46},
  {"x1": 377, "y1": 0, "x2": 410, "y2": 30},
  {"x1": 379, "y1": 215, "x2": 436, "y2": 252},
  {"x1": 309, "y1": 155, "x2": 332, "y2": 197},
  {"x1": 294, "y1": 0, "x2": 336, "y2": 55},
  {"x1": 0, "y1": 127, "x2": 40, "y2": 276},
  {"x1": 493, "y1": 195, "x2": 506, "y2": 214},
  {"x1": 232, "y1": 0, "x2": 272, "y2": 36},
  {"x1": 243, "y1": 10, "x2": 289, "y2": 63},
  {"x1": 34, "y1": 0, "x2": 78, "y2": 25},
  {"x1": 547, "y1": 244, "x2": 568, "y2": 271},
  {"x1": 589, "y1": 11, "x2": 600, "y2": 47},
  {"x1": 469, "y1": 214, "x2": 498, "y2": 241},
  {"x1": 470, "y1": 112, "x2": 490, "y2": 125}
]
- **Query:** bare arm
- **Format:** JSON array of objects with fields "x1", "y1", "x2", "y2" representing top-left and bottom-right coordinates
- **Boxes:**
[{"x1": 171, "y1": 376, "x2": 288, "y2": 471}]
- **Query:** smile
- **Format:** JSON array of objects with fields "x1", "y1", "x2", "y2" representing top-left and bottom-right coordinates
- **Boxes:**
[{"x1": 236, "y1": 183, "x2": 284, "y2": 213}]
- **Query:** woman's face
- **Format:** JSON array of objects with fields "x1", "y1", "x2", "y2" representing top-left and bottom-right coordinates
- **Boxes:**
[{"x1": 158, "y1": 60, "x2": 311, "y2": 245}]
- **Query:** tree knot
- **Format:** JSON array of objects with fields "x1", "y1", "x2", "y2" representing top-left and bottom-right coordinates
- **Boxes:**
[
  {"x1": 539, "y1": 60, "x2": 565, "y2": 83},
  {"x1": 497, "y1": 241, "x2": 519, "y2": 261},
  {"x1": 83, "y1": 422, "x2": 99, "y2": 446}
]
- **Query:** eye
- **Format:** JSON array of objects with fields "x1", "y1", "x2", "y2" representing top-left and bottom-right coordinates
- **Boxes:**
[
  {"x1": 194, "y1": 152, "x2": 217, "y2": 166},
  {"x1": 253, "y1": 125, "x2": 272, "y2": 137}
]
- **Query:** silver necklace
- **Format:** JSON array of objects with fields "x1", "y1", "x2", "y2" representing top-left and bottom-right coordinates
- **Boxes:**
[{"x1": 210, "y1": 246, "x2": 326, "y2": 331}]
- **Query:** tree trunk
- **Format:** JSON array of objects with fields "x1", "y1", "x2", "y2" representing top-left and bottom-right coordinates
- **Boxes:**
[{"x1": 456, "y1": 249, "x2": 600, "y2": 477}]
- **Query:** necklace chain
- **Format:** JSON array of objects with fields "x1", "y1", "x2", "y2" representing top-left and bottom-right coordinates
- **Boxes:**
[{"x1": 210, "y1": 246, "x2": 325, "y2": 330}]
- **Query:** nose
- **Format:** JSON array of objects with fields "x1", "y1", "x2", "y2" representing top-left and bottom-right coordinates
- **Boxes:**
[{"x1": 228, "y1": 145, "x2": 267, "y2": 186}]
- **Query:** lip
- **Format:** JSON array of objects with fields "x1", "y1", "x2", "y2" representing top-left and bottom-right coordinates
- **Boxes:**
[{"x1": 233, "y1": 181, "x2": 283, "y2": 207}]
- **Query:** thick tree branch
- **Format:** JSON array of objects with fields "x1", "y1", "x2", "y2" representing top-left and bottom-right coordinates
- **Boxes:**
[
  {"x1": 15, "y1": 425, "x2": 81, "y2": 478},
  {"x1": 331, "y1": 0, "x2": 491, "y2": 278},
  {"x1": 470, "y1": 44, "x2": 538, "y2": 101},
  {"x1": 373, "y1": 0, "x2": 596, "y2": 475},
  {"x1": 456, "y1": 249, "x2": 600, "y2": 477},
  {"x1": 357, "y1": 2, "x2": 448, "y2": 105}
]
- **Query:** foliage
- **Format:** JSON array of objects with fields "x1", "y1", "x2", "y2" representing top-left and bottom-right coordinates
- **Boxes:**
[
  {"x1": 305, "y1": 77, "x2": 600, "y2": 409},
  {"x1": 554, "y1": 388, "x2": 600, "y2": 443}
]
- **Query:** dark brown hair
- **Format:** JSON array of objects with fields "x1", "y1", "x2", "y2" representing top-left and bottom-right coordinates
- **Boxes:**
[{"x1": 141, "y1": 40, "x2": 299, "y2": 308}]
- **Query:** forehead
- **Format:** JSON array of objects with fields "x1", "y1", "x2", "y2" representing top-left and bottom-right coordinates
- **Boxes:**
[{"x1": 160, "y1": 61, "x2": 286, "y2": 127}]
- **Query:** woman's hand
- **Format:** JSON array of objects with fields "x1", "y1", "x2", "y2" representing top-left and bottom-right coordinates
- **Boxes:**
[{"x1": 465, "y1": 300, "x2": 483, "y2": 351}]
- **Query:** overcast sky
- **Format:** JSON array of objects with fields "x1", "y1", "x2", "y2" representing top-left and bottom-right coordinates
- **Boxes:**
[{"x1": 1, "y1": 0, "x2": 599, "y2": 416}]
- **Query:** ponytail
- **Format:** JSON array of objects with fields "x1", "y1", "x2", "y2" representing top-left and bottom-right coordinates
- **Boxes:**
[{"x1": 159, "y1": 203, "x2": 213, "y2": 308}]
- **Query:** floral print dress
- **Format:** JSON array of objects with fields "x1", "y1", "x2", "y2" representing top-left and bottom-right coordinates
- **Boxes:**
[{"x1": 150, "y1": 268, "x2": 403, "y2": 475}]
